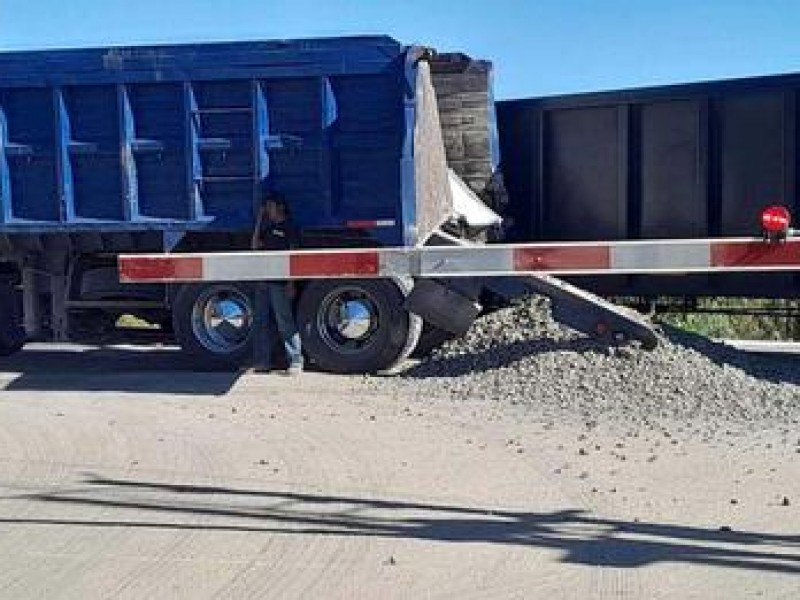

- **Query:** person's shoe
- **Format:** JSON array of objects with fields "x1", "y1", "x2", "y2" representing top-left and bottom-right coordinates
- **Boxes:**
[{"x1": 287, "y1": 363, "x2": 303, "y2": 376}]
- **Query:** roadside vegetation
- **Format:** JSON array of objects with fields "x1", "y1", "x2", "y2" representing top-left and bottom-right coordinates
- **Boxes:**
[{"x1": 658, "y1": 298, "x2": 800, "y2": 340}]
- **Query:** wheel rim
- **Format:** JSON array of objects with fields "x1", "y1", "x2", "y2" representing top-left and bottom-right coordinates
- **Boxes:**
[
  {"x1": 191, "y1": 287, "x2": 253, "y2": 354},
  {"x1": 316, "y1": 287, "x2": 380, "y2": 355}
]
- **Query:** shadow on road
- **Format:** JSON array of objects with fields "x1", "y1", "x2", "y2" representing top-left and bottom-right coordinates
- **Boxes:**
[
  {"x1": 3, "y1": 475, "x2": 798, "y2": 574},
  {"x1": 0, "y1": 346, "x2": 242, "y2": 396}
]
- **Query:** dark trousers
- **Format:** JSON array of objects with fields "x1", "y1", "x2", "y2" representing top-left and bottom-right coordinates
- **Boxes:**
[{"x1": 267, "y1": 282, "x2": 303, "y2": 367}]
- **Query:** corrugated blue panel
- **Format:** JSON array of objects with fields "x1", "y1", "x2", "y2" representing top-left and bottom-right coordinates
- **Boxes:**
[{"x1": 0, "y1": 37, "x2": 410, "y2": 244}]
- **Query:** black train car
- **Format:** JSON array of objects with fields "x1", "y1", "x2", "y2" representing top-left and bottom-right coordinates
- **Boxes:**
[{"x1": 497, "y1": 73, "x2": 800, "y2": 299}]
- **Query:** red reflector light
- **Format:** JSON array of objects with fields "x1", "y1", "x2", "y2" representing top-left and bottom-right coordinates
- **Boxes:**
[{"x1": 761, "y1": 205, "x2": 791, "y2": 235}]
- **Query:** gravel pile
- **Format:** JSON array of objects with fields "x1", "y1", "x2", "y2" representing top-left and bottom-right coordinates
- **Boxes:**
[{"x1": 376, "y1": 297, "x2": 800, "y2": 427}]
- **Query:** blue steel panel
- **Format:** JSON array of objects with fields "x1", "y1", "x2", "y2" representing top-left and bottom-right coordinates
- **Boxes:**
[
  {"x1": 184, "y1": 82, "x2": 205, "y2": 221},
  {"x1": 127, "y1": 83, "x2": 190, "y2": 220},
  {"x1": 319, "y1": 77, "x2": 338, "y2": 224},
  {"x1": 322, "y1": 78, "x2": 339, "y2": 129},
  {"x1": 192, "y1": 80, "x2": 255, "y2": 223},
  {"x1": 0, "y1": 88, "x2": 59, "y2": 222},
  {"x1": 0, "y1": 37, "x2": 404, "y2": 88},
  {"x1": 331, "y1": 74, "x2": 403, "y2": 225},
  {"x1": 262, "y1": 77, "x2": 327, "y2": 226},
  {"x1": 0, "y1": 37, "x2": 410, "y2": 243},
  {"x1": 400, "y1": 51, "x2": 419, "y2": 247},
  {"x1": 0, "y1": 105, "x2": 11, "y2": 222},
  {"x1": 119, "y1": 85, "x2": 141, "y2": 220},
  {"x1": 253, "y1": 81, "x2": 270, "y2": 185},
  {"x1": 54, "y1": 88, "x2": 76, "y2": 221},
  {"x1": 66, "y1": 85, "x2": 123, "y2": 219},
  {"x1": 193, "y1": 79, "x2": 252, "y2": 107}
]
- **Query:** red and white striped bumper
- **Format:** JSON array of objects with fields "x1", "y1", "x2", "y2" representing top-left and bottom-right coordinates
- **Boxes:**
[{"x1": 119, "y1": 238, "x2": 800, "y2": 283}]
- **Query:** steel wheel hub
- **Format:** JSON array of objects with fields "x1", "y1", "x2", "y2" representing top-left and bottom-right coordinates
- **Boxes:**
[
  {"x1": 335, "y1": 299, "x2": 374, "y2": 340},
  {"x1": 192, "y1": 287, "x2": 253, "y2": 354},
  {"x1": 317, "y1": 288, "x2": 380, "y2": 354}
]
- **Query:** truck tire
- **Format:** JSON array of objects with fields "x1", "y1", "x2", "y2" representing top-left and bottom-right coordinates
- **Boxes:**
[
  {"x1": 297, "y1": 279, "x2": 422, "y2": 374},
  {"x1": 172, "y1": 283, "x2": 255, "y2": 369},
  {"x1": 0, "y1": 285, "x2": 25, "y2": 357},
  {"x1": 411, "y1": 323, "x2": 456, "y2": 359}
]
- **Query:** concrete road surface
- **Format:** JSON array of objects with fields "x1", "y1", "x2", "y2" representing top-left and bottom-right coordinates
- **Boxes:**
[{"x1": 0, "y1": 344, "x2": 797, "y2": 599}]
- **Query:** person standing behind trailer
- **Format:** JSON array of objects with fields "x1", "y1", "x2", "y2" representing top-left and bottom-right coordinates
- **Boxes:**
[{"x1": 251, "y1": 194, "x2": 304, "y2": 375}]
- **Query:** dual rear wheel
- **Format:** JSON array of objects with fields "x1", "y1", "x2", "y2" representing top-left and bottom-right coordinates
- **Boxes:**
[{"x1": 171, "y1": 279, "x2": 423, "y2": 373}]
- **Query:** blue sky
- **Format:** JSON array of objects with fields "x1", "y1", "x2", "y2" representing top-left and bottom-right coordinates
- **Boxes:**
[{"x1": 2, "y1": 0, "x2": 799, "y2": 99}]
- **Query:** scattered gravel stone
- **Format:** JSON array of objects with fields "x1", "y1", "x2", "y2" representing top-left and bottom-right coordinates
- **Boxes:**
[{"x1": 370, "y1": 297, "x2": 800, "y2": 430}]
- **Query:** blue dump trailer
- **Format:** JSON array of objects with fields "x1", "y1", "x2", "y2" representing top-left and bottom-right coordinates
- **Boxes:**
[{"x1": 0, "y1": 36, "x2": 512, "y2": 370}]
